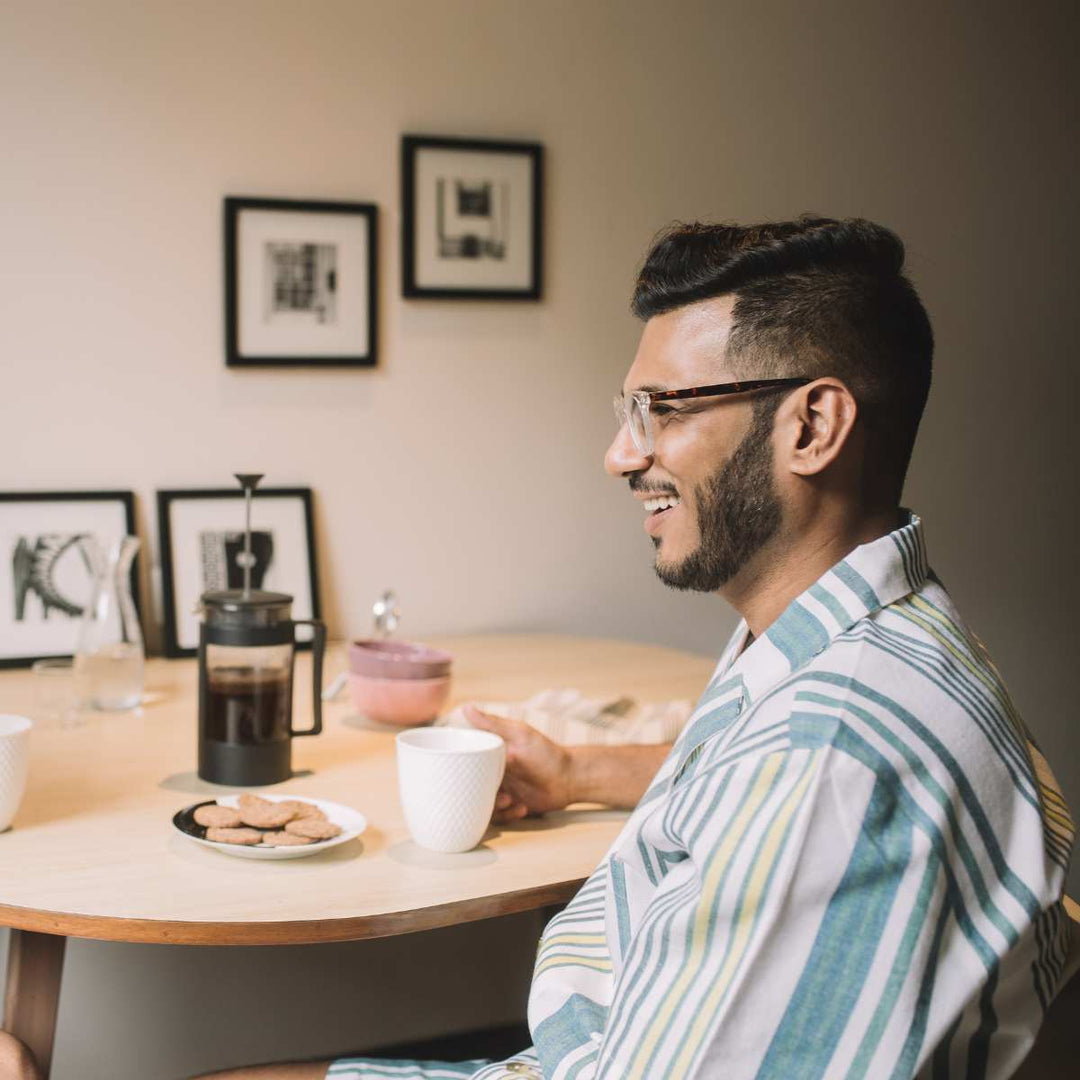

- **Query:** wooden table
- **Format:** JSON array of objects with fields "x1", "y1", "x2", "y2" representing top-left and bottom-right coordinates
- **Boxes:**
[{"x1": 0, "y1": 633, "x2": 713, "y2": 1077}]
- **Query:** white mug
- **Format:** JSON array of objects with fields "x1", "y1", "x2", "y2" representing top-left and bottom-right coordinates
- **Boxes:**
[
  {"x1": 0, "y1": 715, "x2": 32, "y2": 832},
  {"x1": 396, "y1": 727, "x2": 505, "y2": 853}
]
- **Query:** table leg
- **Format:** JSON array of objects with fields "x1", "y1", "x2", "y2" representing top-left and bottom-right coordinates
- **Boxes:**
[{"x1": 3, "y1": 930, "x2": 66, "y2": 1079}]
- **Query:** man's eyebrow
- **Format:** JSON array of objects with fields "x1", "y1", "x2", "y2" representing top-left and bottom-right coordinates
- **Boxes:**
[{"x1": 625, "y1": 383, "x2": 669, "y2": 394}]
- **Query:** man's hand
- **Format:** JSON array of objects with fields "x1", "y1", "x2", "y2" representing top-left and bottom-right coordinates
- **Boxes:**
[
  {"x1": 465, "y1": 705, "x2": 574, "y2": 821},
  {"x1": 465, "y1": 704, "x2": 673, "y2": 822}
]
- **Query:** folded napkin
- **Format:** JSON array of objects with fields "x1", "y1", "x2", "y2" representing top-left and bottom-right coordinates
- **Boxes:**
[{"x1": 439, "y1": 688, "x2": 692, "y2": 746}]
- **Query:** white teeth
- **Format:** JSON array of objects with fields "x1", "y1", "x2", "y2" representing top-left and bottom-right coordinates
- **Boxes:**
[{"x1": 643, "y1": 495, "x2": 681, "y2": 513}]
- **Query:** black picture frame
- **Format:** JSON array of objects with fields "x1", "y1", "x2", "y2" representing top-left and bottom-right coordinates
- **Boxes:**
[
  {"x1": 401, "y1": 135, "x2": 544, "y2": 300},
  {"x1": 0, "y1": 490, "x2": 139, "y2": 668},
  {"x1": 224, "y1": 196, "x2": 378, "y2": 367},
  {"x1": 157, "y1": 487, "x2": 321, "y2": 659}
]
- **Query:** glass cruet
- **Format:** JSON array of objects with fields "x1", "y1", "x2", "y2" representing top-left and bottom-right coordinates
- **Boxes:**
[{"x1": 74, "y1": 535, "x2": 145, "y2": 710}]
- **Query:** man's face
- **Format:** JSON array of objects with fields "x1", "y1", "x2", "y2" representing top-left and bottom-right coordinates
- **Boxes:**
[{"x1": 604, "y1": 297, "x2": 782, "y2": 591}]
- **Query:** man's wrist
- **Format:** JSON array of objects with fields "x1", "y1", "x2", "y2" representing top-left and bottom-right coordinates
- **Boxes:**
[
  {"x1": 564, "y1": 745, "x2": 596, "y2": 806},
  {"x1": 563, "y1": 744, "x2": 669, "y2": 809}
]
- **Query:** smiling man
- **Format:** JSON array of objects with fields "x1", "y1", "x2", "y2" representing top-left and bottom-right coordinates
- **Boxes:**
[
  {"x1": 46, "y1": 216, "x2": 1063, "y2": 1080},
  {"x1": 496, "y1": 218, "x2": 1072, "y2": 1079},
  {"x1": 475, "y1": 217, "x2": 1069, "y2": 1079}
]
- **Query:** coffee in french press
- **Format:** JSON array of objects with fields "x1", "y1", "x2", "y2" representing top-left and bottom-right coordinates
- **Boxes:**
[{"x1": 196, "y1": 474, "x2": 326, "y2": 786}]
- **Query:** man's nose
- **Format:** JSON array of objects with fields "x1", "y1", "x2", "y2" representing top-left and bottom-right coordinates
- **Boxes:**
[{"x1": 604, "y1": 422, "x2": 652, "y2": 476}]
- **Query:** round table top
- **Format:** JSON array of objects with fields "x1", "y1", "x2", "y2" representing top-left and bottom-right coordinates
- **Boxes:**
[{"x1": 0, "y1": 634, "x2": 714, "y2": 945}]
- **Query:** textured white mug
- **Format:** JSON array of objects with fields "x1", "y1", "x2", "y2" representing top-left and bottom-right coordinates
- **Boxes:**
[
  {"x1": 396, "y1": 727, "x2": 505, "y2": 853},
  {"x1": 0, "y1": 715, "x2": 32, "y2": 832}
]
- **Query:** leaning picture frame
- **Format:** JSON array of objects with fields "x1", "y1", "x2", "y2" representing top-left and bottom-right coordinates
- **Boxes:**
[
  {"x1": 224, "y1": 196, "x2": 378, "y2": 367},
  {"x1": 157, "y1": 487, "x2": 321, "y2": 659},
  {"x1": 401, "y1": 135, "x2": 544, "y2": 300},
  {"x1": 0, "y1": 491, "x2": 139, "y2": 668}
]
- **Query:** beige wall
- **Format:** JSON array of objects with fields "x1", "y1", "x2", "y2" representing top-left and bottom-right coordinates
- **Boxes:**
[{"x1": 1, "y1": 1, "x2": 1077, "y2": 1075}]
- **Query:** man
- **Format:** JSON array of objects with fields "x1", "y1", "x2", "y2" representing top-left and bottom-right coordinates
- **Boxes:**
[
  {"x1": 463, "y1": 217, "x2": 1074, "y2": 1079},
  {"x1": 5, "y1": 217, "x2": 1066, "y2": 1078}
]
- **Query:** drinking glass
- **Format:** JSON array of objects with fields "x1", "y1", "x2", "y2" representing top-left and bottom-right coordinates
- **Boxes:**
[{"x1": 30, "y1": 658, "x2": 83, "y2": 728}]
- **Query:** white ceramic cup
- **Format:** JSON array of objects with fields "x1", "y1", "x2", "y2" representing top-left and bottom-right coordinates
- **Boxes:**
[
  {"x1": 396, "y1": 727, "x2": 505, "y2": 853},
  {"x1": 0, "y1": 715, "x2": 32, "y2": 832}
]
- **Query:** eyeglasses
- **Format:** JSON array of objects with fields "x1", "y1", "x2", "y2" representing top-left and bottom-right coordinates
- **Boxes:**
[{"x1": 612, "y1": 378, "x2": 811, "y2": 455}]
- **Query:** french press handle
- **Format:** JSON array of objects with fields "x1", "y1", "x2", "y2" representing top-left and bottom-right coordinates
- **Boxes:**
[{"x1": 291, "y1": 618, "x2": 326, "y2": 738}]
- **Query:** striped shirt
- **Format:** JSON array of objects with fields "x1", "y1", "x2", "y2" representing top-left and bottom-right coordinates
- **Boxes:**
[{"x1": 330, "y1": 514, "x2": 1073, "y2": 1080}]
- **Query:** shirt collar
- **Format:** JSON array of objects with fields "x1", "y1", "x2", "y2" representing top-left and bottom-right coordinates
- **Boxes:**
[{"x1": 716, "y1": 511, "x2": 928, "y2": 705}]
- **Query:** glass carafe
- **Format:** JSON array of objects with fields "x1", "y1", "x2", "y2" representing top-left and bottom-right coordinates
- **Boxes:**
[{"x1": 74, "y1": 535, "x2": 144, "y2": 710}]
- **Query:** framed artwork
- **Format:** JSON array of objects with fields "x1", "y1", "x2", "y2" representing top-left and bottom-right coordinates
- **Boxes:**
[
  {"x1": 0, "y1": 491, "x2": 139, "y2": 668},
  {"x1": 224, "y1": 196, "x2": 378, "y2": 367},
  {"x1": 157, "y1": 487, "x2": 320, "y2": 658},
  {"x1": 401, "y1": 135, "x2": 543, "y2": 300}
]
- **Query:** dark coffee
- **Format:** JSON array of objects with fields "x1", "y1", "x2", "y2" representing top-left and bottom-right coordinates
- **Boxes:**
[{"x1": 204, "y1": 667, "x2": 291, "y2": 745}]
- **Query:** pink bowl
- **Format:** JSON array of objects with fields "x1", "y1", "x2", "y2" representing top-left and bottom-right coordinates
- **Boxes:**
[
  {"x1": 348, "y1": 673, "x2": 452, "y2": 726},
  {"x1": 348, "y1": 640, "x2": 453, "y2": 680}
]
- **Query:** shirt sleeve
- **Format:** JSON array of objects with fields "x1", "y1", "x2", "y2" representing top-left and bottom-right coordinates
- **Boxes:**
[{"x1": 593, "y1": 742, "x2": 932, "y2": 1079}]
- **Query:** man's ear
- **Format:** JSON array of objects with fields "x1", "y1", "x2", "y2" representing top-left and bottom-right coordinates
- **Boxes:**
[{"x1": 778, "y1": 379, "x2": 859, "y2": 477}]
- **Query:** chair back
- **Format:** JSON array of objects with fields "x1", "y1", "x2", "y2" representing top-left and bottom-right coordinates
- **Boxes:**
[{"x1": 1012, "y1": 895, "x2": 1080, "y2": 1078}]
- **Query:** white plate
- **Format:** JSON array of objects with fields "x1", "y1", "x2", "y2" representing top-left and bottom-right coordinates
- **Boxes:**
[{"x1": 172, "y1": 794, "x2": 367, "y2": 860}]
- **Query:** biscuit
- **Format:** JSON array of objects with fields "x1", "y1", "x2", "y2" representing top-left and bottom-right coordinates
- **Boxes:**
[
  {"x1": 284, "y1": 818, "x2": 342, "y2": 841},
  {"x1": 193, "y1": 804, "x2": 243, "y2": 828},
  {"x1": 277, "y1": 799, "x2": 327, "y2": 822},
  {"x1": 236, "y1": 794, "x2": 296, "y2": 829},
  {"x1": 260, "y1": 830, "x2": 314, "y2": 847},
  {"x1": 206, "y1": 826, "x2": 265, "y2": 846}
]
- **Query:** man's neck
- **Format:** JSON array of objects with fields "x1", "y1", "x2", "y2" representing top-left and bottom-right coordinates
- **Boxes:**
[{"x1": 725, "y1": 507, "x2": 902, "y2": 639}]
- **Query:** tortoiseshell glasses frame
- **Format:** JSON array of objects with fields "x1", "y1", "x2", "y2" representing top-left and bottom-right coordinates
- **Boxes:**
[{"x1": 613, "y1": 377, "x2": 811, "y2": 455}]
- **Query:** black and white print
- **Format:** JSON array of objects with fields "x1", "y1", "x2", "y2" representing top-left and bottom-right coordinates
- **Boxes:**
[
  {"x1": 0, "y1": 492, "x2": 137, "y2": 666},
  {"x1": 225, "y1": 197, "x2": 377, "y2": 367},
  {"x1": 436, "y1": 178, "x2": 508, "y2": 261},
  {"x1": 12, "y1": 533, "x2": 94, "y2": 621},
  {"x1": 199, "y1": 529, "x2": 274, "y2": 592},
  {"x1": 157, "y1": 488, "x2": 319, "y2": 658},
  {"x1": 402, "y1": 136, "x2": 543, "y2": 299},
  {"x1": 264, "y1": 242, "x2": 338, "y2": 325}
]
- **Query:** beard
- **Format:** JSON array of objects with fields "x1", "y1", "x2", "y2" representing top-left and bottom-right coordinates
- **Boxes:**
[{"x1": 653, "y1": 406, "x2": 782, "y2": 592}]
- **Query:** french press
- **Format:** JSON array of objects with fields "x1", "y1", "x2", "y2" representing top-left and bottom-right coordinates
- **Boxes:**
[{"x1": 197, "y1": 474, "x2": 326, "y2": 786}]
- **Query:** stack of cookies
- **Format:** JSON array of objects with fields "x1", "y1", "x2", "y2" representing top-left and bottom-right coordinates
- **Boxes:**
[{"x1": 194, "y1": 794, "x2": 342, "y2": 847}]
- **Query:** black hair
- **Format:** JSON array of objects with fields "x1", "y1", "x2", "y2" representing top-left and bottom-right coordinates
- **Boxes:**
[{"x1": 631, "y1": 216, "x2": 934, "y2": 506}]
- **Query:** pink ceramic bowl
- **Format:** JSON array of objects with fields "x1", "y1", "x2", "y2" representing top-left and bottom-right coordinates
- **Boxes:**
[
  {"x1": 348, "y1": 673, "x2": 452, "y2": 727},
  {"x1": 348, "y1": 640, "x2": 453, "y2": 680}
]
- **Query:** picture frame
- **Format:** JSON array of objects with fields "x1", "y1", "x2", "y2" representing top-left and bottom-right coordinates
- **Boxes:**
[
  {"x1": 157, "y1": 487, "x2": 320, "y2": 659},
  {"x1": 0, "y1": 491, "x2": 139, "y2": 668},
  {"x1": 401, "y1": 135, "x2": 543, "y2": 300},
  {"x1": 224, "y1": 196, "x2": 378, "y2": 367}
]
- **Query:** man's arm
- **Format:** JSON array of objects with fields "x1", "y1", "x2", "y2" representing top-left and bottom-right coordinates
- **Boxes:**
[{"x1": 465, "y1": 705, "x2": 670, "y2": 820}]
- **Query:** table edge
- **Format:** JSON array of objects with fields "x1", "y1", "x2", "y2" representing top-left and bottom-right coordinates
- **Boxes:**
[{"x1": 0, "y1": 879, "x2": 584, "y2": 945}]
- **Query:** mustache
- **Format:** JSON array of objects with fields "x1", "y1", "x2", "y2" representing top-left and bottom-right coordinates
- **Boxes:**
[{"x1": 628, "y1": 475, "x2": 679, "y2": 497}]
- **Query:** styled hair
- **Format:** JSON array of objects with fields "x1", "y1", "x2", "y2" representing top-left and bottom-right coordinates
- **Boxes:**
[{"x1": 631, "y1": 216, "x2": 934, "y2": 506}]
